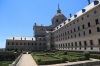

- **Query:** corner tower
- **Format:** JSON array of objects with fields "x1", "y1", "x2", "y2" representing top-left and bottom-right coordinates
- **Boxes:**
[{"x1": 51, "y1": 4, "x2": 67, "y2": 28}]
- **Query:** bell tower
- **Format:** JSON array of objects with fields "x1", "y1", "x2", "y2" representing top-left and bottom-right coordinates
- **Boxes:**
[{"x1": 51, "y1": 4, "x2": 67, "y2": 28}]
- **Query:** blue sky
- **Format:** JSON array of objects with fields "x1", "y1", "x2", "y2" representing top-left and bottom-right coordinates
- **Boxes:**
[{"x1": 0, "y1": 0, "x2": 94, "y2": 48}]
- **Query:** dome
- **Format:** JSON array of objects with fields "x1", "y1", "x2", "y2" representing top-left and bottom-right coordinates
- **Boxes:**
[{"x1": 54, "y1": 13, "x2": 65, "y2": 17}]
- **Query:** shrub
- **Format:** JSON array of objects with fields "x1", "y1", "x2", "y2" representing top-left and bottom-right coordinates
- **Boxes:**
[
  {"x1": 63, "y1": 51, "x2": 67, "y2": 55},
  {"x1": 37, "y1": 58, "x2": 41, "y2": 62},
  {"x1": 83, "y1": 51, "x2": 90, "y2": 60},
  {"x1": 77, "y1": 56, "x2": 86, "y2": 61},
  {"x1": 90, "y1": 54, "x2": 100, "y2": 59},
  {"x1": 61, "y1": 56, "x2": 68, "y2": 62}
]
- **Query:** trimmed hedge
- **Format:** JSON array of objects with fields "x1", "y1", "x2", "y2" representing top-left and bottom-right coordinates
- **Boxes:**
[
  {"x1": 37, "y1": 59, "x2": 66, "y2": 65},
  {"x1": 90, "y1": 54, "x2": 100, "y2": 59}
]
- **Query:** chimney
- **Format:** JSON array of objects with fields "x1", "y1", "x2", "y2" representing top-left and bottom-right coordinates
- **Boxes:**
[
  {"x1": 34, "y1": 23, "x2": 36, "y2": 26},
  {"x1": 88, "y1": 0, "x2": 91, "y2": 5},
  {"x1": 70, "y1": 13, "x2": 72, "y2": 18},
  {"x1": 13, "y1": 37, "x2": 14, "y2": 40},
  {"x1": 41, "y1": 24, "x2": 43, "y2": 26}
]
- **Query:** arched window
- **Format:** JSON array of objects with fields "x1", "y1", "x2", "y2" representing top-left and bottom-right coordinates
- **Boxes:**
[{"x1": 56, "y1": 19, "x2": 58, "y2": 22}]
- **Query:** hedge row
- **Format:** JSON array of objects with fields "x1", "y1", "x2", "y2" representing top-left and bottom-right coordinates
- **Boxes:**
[
  {"x1": 36, "y1": 59, "x2": 66, "y2": 65},
  {"x1": 0, "y1": 51, "x2": 21, "y2": 61},
  {"x1": 90, "y1": 54, "x2": 100, "y2": 59}
]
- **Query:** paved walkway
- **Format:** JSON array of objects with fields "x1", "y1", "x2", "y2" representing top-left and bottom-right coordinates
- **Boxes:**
[{"x1": 16, "y1": 53, "x2": 38, "y2": 66}]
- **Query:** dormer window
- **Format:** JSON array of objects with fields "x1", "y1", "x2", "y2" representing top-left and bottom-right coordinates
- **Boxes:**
[
  {"x1": 60, "y1": 25, "x2": 62, "y2": 27},
  {"x1": 64, "y1": 22, "x2": 66, "y2": 24},
  {"x1": 94, "y1": 0, "x2": 99, "y2": 5},
  {"x1": 68, "y1": 19, "x2": 71, "y2": 22},
  {"x1": 82, "y1": 9, "x2": 85, "y2": 13},
  {"x1": 74, "y1": 14, "x2": 77, "y2": 18}
]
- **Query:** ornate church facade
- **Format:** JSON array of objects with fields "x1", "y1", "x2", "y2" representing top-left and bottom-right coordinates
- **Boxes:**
[{"x1": 6, "y1": 0, "x2": 100, "y2": 52}]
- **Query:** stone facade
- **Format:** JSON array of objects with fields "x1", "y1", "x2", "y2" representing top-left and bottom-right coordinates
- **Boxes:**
[{"x1": 6, "y1": 0, "x2": 100, "y2": 51}]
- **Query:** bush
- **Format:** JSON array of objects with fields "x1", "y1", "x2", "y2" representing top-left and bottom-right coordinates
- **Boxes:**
[
  {"x1": 63, "y1": 51, "x2": 67, "y2": 55},
  {"x1": 90, "y1": 54, "x2": 100, "y2": 59},
  {"x1": 37, "y1": 59, "x2": 64, "y2": 65},
  {"x1": 37, "y1": 58, "x2": 41, "y2": 62},
  {"x1": 77, "y1": 56, "x2": 86, "y2": 61},
  {"x1": 83, "y1": 51, "x2": 90, "y2": 60},
  {"x1": 61, "y1": 56, "x2": 68, "y2": 62}
]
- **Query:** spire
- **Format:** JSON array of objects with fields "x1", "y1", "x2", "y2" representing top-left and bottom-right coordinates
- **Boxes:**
[
  {"x1": 57, "y1": 3, "x2": 61, "y2": 13},
  {"x1": 88, "y1": 0, "x2": 90, "y2": 5},
  {"x1": 58, "y1": 3, "x2": 60, "y2": 9}
]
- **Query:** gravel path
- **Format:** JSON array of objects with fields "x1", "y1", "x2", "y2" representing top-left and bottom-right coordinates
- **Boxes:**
[{"x1": 17, "y1": 53, "x2": 38, "y2": 66}]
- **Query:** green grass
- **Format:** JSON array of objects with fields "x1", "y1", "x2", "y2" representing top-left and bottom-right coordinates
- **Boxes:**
[{"x1": 0, "y1": 61, "x2": 12, "y2": 66}]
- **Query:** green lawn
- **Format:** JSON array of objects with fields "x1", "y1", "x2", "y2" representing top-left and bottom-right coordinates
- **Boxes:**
[{"x1": 0, "y1": 61, "x2": 12, "y2": 66}]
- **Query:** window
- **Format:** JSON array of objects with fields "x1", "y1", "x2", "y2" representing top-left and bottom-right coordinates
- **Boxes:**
[
  {"x1": 78, "y1": 26, "x2": 80, "y2": 30},
  {"x1": 79, "y1": 41, "x2": 81, "y2": 46},
  {"x1": 68, "y1": 31, "x2": 69, "y2": 34},
  {"x1": 97, "y1": 27, "x2": 100, "y2": 32},
  {"x1": 66, "y1": 43, "x2": 67, "y2": 47},
  {"x1": 32, "y1": 38, "x2": 33, "y2": 40},
  {"x1": 68, "y1": 36, "x2": 69, "y2": 39},
  {"x1": 84, "y1": 41, "x2": 87, "y2": 46},
  {"x1": 8, "y1": 42, "x2": 9, "y2": 45},
  {"x1": 25, "y1": 38, "x2": 26, "y2": 40},
  {"x1": 74, "y1": 34, "x2": 76, "y2": 38},
  {"x1": 12, "y1": 43, "x2": 14, "y2": 45},
  {"x1": 79, "y1": 33, "x2": 80, "y2": 36},
  {"x1": 20, "y1": 43, "x2": 22, "y2": 45},
  {"x1": 56, "y1": 19, "x2": 58, "y2": 22},
  {"x1": 73, "y1": 22, "x2": 75, "y2": 24},
  {"x1": 98, "y1": 39, "x2": 100, "y2": 45},
  {"x1": 82, "y1": 25, "x2": 85, "y2": 29},
  {"x1": 88, "y1": 22, "x2": 90, "y2": 27},
  {"x1": 94, "y1": 10, "x2": 97, "y2": 14},
  {"x1": 82, "y1": 17, "x2": 84, "y2": 20},
  {"x1": 95, "y1": 19, "x2": 99, "y2": 25},
  {"x1": 83, "y1": 31, "x2": 85, "y2": 35},
  {"x1": 32, "y1": 43, "x2": 33, "y2": 45},
  {"x1": 74, "y1": 28, "x2": 76, "y2": 32},
  {"x1": 89, "y1": 30, "x2": 91, "y2": 34},
  {"x1": 75, "y1": 42, "x2": 77, "y2": 46},
  {"x1": 62, "y1": 19, "x2": 64, "y2": 21},
  {"x1": 91, "y1": 47, "x2": 93, "y2": 50},
  {"x1": 90, "y1": 40, "x2": 93, "y2": 45},
  {"x1": 87, "y1": 14, "x2": 89, "y2": 17},
  {"x1": 65, "y1": 32, "x2": 66, "y2": 35},
  {"x1": 40, "y1": 43, "x2": 41, "y2": 45},
  {"x1": 68, "y1": 43, "x2": 70, "y2": 46},
  {"x1": 24, "y1": 43, "x2": 25, "y2": 45},
  {"x1": 71, "y1": 35, "x2": 72, "y2": 38},
  {"x1": 70, "y1": 30, "x2": 72, "y2": 33},
  {"x1": 35, "y1": 43, "x2": 37, "y2": 45},
  {"x1": 77, "y1": 20, "x2": 79, "y2": 22},
  {"x1": 71, "y1": 43, "x2": 73, "y2": 46},
  {"x1": 16, "y1": 42, "x2": 18, "y2": 45},
  {"x1": 85, "y1": 47, "x2": 87, "y2": 50}
]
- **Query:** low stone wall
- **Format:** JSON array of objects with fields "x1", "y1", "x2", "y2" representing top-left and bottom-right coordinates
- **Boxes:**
[
  {"x1": 66, "y1": 60, "x2": 100, "y2": 66},
  {"x1": 9, "y1": 53, "x2": 23, "y2": 66}
]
